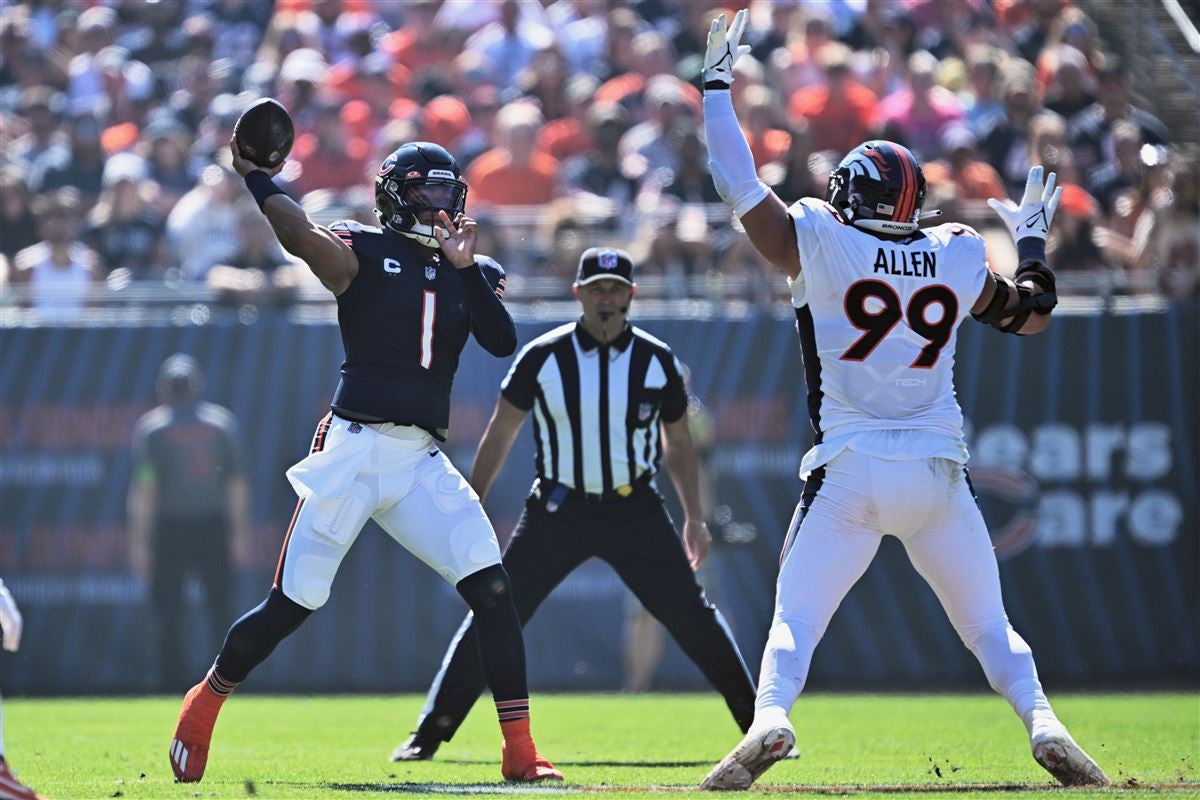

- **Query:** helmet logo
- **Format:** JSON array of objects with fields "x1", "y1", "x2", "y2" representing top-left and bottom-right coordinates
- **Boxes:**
[
  {"x1": 405, "y1": 170, "x2": 422, "y2": 178},
  {"x1": 379, "y1": 154, "x2": 397, "y2": 176},
  {"x1": 841, "y1": 148, "x2": 892, "y2": 182}
]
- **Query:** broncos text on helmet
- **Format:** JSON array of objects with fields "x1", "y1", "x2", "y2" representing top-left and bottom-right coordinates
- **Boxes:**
[
  {"x1": 826, "y1": 140, "x2": 927, "y2": 235},
  {"x1": 375, "y1": 142, "x2": 468, "y2": 248}
]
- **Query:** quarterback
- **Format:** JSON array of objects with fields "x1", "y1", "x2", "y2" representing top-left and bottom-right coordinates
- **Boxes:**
[
  {"x1": 168, "y1": 139, "x2": 561, "y2": 784},
  {"x1": 698, "y1": 10, "x2": 1109, "y2": 791}
]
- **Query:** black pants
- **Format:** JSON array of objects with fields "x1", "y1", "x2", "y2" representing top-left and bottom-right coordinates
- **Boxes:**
[
  {"x1": 417, "y1": 485, "x2": 756, "y2": 741},
  {"x1": 150, "y1": 514, "x2": 234, "y2": 691}
]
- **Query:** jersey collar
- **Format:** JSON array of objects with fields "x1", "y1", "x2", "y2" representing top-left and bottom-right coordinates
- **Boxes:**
[{"x1": 574, "y1": 320, "x2": 634, "y2": 353}]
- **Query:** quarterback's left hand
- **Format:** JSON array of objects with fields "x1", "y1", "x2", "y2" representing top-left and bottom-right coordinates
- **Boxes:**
[
  {"x1": 435, "y1": 210, "x2": 477, "y2": 269},
  {"x1": 683, "y1": 519, "x2": 712, "y2": 571},
  {"x1": 703, "y1": 9, "x2": 751, "y2": 90},
  {"x1": 0, "y1": 580, "x2": 23, "y2": 652}
]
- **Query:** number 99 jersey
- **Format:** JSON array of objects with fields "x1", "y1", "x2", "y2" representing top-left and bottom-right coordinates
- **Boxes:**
[{"x1": 788, "y1": 198, "x2": 989, "y2": 474}]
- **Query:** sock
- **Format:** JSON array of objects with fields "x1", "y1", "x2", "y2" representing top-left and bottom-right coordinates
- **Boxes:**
[
  {"x1": 214, "y1": 588, "x2": 312, "y2": 683},
  {"x1": 455, "y1": 565, "x2": 528, "y2": 704},
  {"x1": 205, "y1": 664, "x2": 240, "y2": 698},
  {"x1": 496, "y1": 698, "x2": 530, "y2": 726}
]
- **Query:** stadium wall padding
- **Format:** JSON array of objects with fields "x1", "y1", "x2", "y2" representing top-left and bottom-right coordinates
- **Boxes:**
[{"x1": 1, "y1": 305, "x2": 1196, "y2": 695}]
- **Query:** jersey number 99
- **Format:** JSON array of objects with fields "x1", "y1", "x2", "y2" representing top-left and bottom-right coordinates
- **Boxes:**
[{"x1": 840, "y1": 280, "x2": 958, "y2": 368}]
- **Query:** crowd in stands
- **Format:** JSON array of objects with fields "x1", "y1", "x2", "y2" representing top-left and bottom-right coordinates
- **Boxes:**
[{"x1": 1, "y1": 0, "x2": 1196, "y2": 317}]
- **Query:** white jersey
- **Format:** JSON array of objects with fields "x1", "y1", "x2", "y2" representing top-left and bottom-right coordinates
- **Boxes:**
[{"x1": 788, "y1": 198, "x2": 989, "y2": 476}]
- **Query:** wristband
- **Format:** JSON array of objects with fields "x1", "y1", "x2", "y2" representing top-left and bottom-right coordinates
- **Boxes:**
[
  {"x1": 244, "y1": 170, "x2": 287, "y2": 211},
  {"x1": 1016, "y1": 236, "x2": 1047, "y2": 266}
]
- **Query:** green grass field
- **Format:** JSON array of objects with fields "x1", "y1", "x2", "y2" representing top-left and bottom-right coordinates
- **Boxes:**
[{"x1": 6, "y1": 692, "x2": 1198, "y2": 799}]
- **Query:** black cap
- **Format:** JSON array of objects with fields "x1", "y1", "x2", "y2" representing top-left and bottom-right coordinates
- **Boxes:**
[{"x1": 576, "y1": 247, "x2": 634, "y2": 286}]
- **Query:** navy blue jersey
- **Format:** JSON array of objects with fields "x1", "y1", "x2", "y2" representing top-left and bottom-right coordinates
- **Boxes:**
[{"x1": 327, "y1": 220, "x2": 516, "y2": 439}]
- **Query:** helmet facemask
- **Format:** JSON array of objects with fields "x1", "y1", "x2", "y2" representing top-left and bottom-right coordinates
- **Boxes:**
[{"x1": 376, "y1": 171, "x2": 468, "y2": 248}]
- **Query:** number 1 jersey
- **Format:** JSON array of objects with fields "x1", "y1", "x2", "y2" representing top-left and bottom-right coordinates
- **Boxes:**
[{"x1": 788, "y1": 198, "x2": 989, "y2": 475}]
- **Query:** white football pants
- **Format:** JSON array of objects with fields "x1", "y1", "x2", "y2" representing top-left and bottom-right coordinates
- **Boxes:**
[
  {"x1": 756, "y1": 449, "x2": 1052, "y2": 729},
  {"x1": 275, "y1": 414, "x2": 503, "y2": 610}
]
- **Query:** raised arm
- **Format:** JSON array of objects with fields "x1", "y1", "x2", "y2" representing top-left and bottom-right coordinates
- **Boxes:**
[
  {"x1": 469, "y1": 396, "x2": 529, "y2": 550},
  {"x1": 972, "y1": 166, "x2": 1063, "y2": 336},
  {"x1": 229, "y1": 138, "x2": 358, "y2": 295},
  {"x1": 702, "y1": 10, "x2": 801, "y2": 279}
]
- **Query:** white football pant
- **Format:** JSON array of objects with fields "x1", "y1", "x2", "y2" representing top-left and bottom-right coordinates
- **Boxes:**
[
  {"x1": 756, "y1": 449, "x2": 1053, "y2": 729},
  {"x1": 276, "y1": 414, "x2": 503, "y2": 610}
]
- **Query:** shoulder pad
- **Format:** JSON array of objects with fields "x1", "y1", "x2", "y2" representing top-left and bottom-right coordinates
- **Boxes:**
[
  {"x1": 474, "y1": 254, "x2": 505, "y2": 276},
  {"x1": 328, "y1": 219, "x2": 381, "y2": 234},
  {"x1": 929, "y1": 222, "x2": 984, "y2": 241}
]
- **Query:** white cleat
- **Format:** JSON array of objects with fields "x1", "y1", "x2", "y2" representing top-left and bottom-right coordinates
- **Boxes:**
[
  {"x1": 700, "y1": 725, "x2": 796, "y2": 791},
  {"x1": 1031, "y1": 729, "x2": 1110, "y2": 787}
]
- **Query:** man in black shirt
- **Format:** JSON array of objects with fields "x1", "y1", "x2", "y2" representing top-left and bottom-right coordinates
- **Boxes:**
[
  {"x1": 391, "y1": 247, "x2": 757, "y2": 762},
  {"x1": 129, "y1": 354, "x2": 247, "y2": 692},
  {"x1": 168, "y1": 138, "x2": 561, "y2": 785}
]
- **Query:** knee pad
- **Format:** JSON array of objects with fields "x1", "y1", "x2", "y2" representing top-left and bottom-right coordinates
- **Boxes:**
[{"x1": 283, "y1": 553, "x2": 340, "y2": 610}]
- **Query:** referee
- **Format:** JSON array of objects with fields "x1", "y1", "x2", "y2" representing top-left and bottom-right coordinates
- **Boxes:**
[{"x1": 392, "y1": 247, "x2": 757, "y2": 761}]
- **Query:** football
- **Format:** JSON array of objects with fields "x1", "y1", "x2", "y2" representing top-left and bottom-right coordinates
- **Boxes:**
[{"x1": 233, "y1": 97, "x2": 295, "y2": 169}]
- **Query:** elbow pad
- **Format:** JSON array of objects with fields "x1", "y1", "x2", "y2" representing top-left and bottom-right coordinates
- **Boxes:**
[{"x1": 973, "y1": 273, "x2": 1054, "y2": 334}]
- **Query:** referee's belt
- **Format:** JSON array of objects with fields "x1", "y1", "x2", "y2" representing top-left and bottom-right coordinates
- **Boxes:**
[{"x1": 537, "y1": 473, "x2": 654, "y2": 504}]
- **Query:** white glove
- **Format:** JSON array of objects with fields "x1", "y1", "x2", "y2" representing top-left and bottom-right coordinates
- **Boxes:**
[
  {"x1": 0, "y1": 580, "x2": 23, "y2": 652},
  {"x1": 703, "y1": 9, "x2": 751, "y2": 89},
  {"x1": 987, "y1": 165, "x2": 1062, "y2": 242}
]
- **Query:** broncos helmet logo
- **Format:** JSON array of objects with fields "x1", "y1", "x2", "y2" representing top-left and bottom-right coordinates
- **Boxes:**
[{"x1": 828, "y1": 141, "x2": 925, "y2": 234}]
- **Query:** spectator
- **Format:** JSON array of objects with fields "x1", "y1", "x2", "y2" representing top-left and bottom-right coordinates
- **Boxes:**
[
  {"x1": 8, "y1": 86, "x2": 66, "y2": 179},
  {"x1": 143, "y1": 119, "x2": 196, "y2": 206},
  {"x1": 1151, "y1": 158, "x2": 1200, "y2": 300},
  {"x1": 922, "y1": 123, "x2": 1006, "y2": 202},
  {"x1": 960, "y1": 43, "x2": 1005, "y2": 130},
  {"x1": 84, "y1": 153, "x2": 165, "y2": 278},
  {"x1": 764, "y1": 119, "x2": 823, "y2": 204},
  {"x1": 462, "y1": 0, "x2": 555, "y2": 91},
  {"x1": 165, "y1": 164, "x2": 241, "y2": 281},
  {"x1": 879, "y1": 50, "x2": 965, "y2": 161},
  {"x1": 561, "y1": 101, "x2": 638, "y2": 205},
  {"x1": 620, "y1": 75, "x2": 697, "y2": 179},
  {"x1": 980, "y1": 59, "x2": 1048, "y2": 197},
  {"x1": 1069, "y1": 55, "x2": 1168, "y2": 177},
  {"x1": 465, "y1": 101, "x2": 560, "y2": 207},
  {"x1": 1042, "y1": 45, "x2": 1094, "y2": 123},
  {"x1": 1085, "y1": 119, "x2": 1143, "y2": 216},
  {"x1": 0, "y1": 169, "x2": 40, "y2": 259},
  {"x1": 1045, "y1": 183, "x2": 1106, "y2": 274},
  {"x1": 207, "y1": 204, "x2": 299, "y2": 305},
  {"x1": 514, "y1": 46, "x2": 573, "y2": 122},
  {"x1": 739, "y1": 84, "x2": 791, "y2": 169},
  {"x1": 31, "y1": 112, "x2": 105, "y2": 199},
  {"x1": 290, "y1": 102, "x2": 369, "y2": 197},
  {"x1": 11, "y1": 188, "x2": 101, "y2": 318},
  {"x1": 536, "y1": 73, "x2": 599, "y2": 162},
  {"x1": 788, "y1": 42, "x2": 879, "y2": 157}
]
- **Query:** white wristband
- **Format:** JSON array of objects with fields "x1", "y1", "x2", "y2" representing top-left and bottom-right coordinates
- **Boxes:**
[{"x1": 703, "y1": 91, "x2": 770, "y2": 217}]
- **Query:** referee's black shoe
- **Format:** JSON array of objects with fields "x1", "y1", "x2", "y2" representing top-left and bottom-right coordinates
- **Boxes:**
[{"x1": 391, "y1": 731, "x2": 439, "y2": 761}]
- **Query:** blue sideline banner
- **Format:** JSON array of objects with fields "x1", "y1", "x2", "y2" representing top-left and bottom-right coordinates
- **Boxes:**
[{"x1": 1, "y1": 304, "x2": 1196, "y2": 694}]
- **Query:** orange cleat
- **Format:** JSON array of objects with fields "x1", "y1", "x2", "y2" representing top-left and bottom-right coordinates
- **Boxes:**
[
  {"x1": 169, "y1": 679, "x2": 226, "y2": 782},
  {"x1": 501, "y1": 740, "x2": 564, "y2": 783},
  {"x1": 0, "y1": 756, "x2": 44, "y2": 800}
]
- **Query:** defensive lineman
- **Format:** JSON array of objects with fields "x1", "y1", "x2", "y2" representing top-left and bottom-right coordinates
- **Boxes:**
[
  {"x1": 698, "y1": 10, "x2": 1109, "y2": 791},
  {"x1": 168, "y1": 139, "x2": 562, "y2": 784}
]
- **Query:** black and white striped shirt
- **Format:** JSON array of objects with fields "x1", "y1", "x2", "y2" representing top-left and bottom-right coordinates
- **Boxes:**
[{"x1": 501, "y1": 322, "x2": 688, "y2": 494}]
